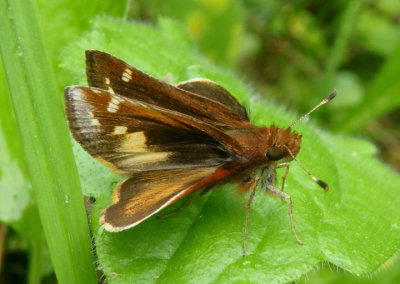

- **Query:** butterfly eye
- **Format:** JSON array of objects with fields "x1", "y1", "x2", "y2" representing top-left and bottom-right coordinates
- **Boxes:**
[{"x1": 266, "y1": 146, "x2": 286, "y2": 161}]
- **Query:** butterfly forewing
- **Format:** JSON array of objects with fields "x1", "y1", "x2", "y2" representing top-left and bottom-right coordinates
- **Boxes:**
[
  {"x1": 85, "y1": 50, "x2": 249, "y2": 126},
  {"x1": 64, "y1": 86, "x2": 233, "y2": 174}
]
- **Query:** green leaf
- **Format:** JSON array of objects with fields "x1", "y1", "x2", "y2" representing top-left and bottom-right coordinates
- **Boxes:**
[{"x1": 62, "y1": 17, "x2": 400, "y2": 283}]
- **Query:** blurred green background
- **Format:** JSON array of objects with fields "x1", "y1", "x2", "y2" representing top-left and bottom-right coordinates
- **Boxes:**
[{"x1": 1, "y1": 0, "x2": 399, "y2": 283}]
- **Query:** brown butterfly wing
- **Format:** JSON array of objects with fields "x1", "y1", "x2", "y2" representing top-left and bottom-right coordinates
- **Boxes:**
[
  {"x1": 100, "y1": 167, "x2": 232, "y2": 231},
  {"x1": 176, "y1": 79, "x2": 249, "y2": 121},
  {"x1": 64, "y1": 86, "x2": 240, "y2": 174},
  {"x1": 85, "y1": 50, "x2": 248, "y2": 126}
]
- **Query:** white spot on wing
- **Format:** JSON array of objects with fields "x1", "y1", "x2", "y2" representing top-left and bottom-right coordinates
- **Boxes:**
[
  {"x1": 107, "y1": 86, "x2": 115, "y2": 94},
  {"x1": 112, "y1": 126, "x2": 128, "y2": 135},
  {"x1": 105, "y1": 77, "x2": 110, "y2": 85},
  {"x1": 91, "y1": 119, "x2": 100, "y2": 126},
  {"x1": 122, "y1": 153, "x2": 170, "y2": 164},
  {"x1": 120, "y1": 131, "x2": 147, "y2": 152},
  {"x1": 119, "y1": 131, "x2": 171, "y2": 162},
  {"x1": 70, "y1": 88, "x2": 84, "y2": 100},
  {"x1": 121, "y1": 68, "x2": 133, "y2": 82},
  {"x1": 107, "y1": 97, "x2": 120, "y2": 113}
]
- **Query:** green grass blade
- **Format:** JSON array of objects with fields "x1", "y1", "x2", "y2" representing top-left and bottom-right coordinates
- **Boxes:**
[
  {"x1": 27, "y1": 225, "x2": 45, "y2": 284},
  {"x1": 0, "y1": 59, "x2": 44, "y2": 284},
  {"x1": 0, "y1": 1, "x2": 96, "y2": 283}
]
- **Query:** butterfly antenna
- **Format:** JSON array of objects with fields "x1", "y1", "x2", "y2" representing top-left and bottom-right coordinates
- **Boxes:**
[
  {"x1": 283, "y1": 145, "x2": 329, "y2": 192},
  {"x1": 288, "y1": 90, "x2": 336, "y2": 129}
]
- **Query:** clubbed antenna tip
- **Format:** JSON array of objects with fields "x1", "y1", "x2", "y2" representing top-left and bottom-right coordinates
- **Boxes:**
[
  {"x1": 288, "y1": 90, "x2": 337, "y2": 129},
  {"x1": 284, "y1": 145, "x2": 330, "y2": 193},
  {"x1": 315, "y1": 178, "x2": 329, "y2": 192},
  {"x1": 327, "y1": 89, "x2": 337, "y2": 101}
]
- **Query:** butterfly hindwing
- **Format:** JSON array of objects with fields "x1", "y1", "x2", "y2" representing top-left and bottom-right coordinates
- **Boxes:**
[
  {"x1": 64, "y1": 86, "x2": 236, "y2": 174},
  {"x1": 176, "y1": 79, "x2": 249, "y2": 121},
  {"x1": 85, "y1": 50, "x2": 248, "y2": 126},
  {"x1": 100, "y1": 167, "x2": 232, "y2": 231}
]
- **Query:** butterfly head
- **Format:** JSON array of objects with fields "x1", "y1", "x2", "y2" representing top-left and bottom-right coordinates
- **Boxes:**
[
  {"x1": 264, "y1": 127, "x2": 301, "y2": 163},
  {"x1": 265, "y1": 90, "x2": 336, "y2": 164},
  {"x1": 263, "y1": 91, "x2": 336, "y2": 191}
]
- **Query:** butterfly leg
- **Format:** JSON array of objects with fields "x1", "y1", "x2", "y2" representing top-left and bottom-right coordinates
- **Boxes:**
[
  {"x1": 276, "y1": 163, "x2": 290, "y2": 202},
  {"x1": 242, "y1": 176, "x2": 260, "y2": 256},
  {"x1": 158, "y1": 187, "x2": 212, "y2": 219},
  {"x1": 265, "y1": 183, "x2": 303, "y2": 245},
  {"x1": 276, "y1": 163, "x2": 290, "y2": 192}
]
